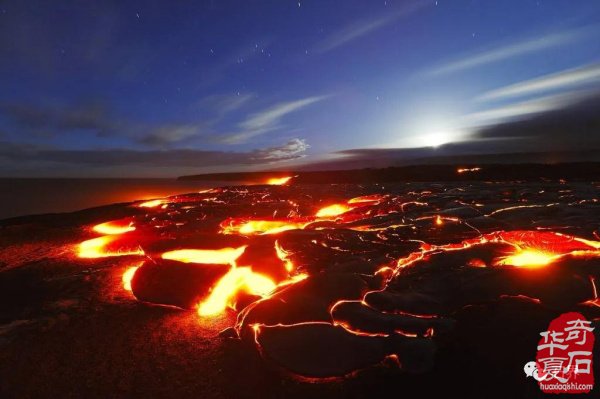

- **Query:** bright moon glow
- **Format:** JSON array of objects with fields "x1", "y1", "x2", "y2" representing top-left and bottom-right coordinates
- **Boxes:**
[{"x1": 418, "y1": 132, "x2": 454, "y2": 148}]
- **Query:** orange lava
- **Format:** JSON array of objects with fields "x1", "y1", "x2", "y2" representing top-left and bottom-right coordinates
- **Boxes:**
[
  {"x1": 219, "y1": 194, "x2": 388, "y2": 237},
  {"x1": 161, "y1": 246, "x2": 246, "y2": 265},
  {"x1": 265, "y1": 176, "x2": 293, "y2": 185},
  {"x1": 275, "y1": 240, "x2": 295, "y2": 272},
  {"x1": 468, "y1": 259, "x2": 487, "y2": 268},
  {"x1": 80, "y1": 189, "x2": 600, "y2": 325},
  {"x1": 495, "y1": 249, "x2": 557, "y2": 268},
  {"x1": 198, "y1": 267, "x2": 276, "y2": 316},
  {"x1": 457, "y1": 167, "x2": 481, "y2": 174},
  {"x1": 315, "y1": 203, "x2": 351, "y2": 218},
  {"x1": 138, "y1": 199, "x2": 165, "y2": 208},
  {"x1": 78, "y1": 236, "x2": 144, "y2": 258},
  {"x1": 70, "y1": 186, "x2": 600, "y2": 384},
  {"x1": 413, "y1": 230, "x2": 600, "y2": 270},
  {"x1": 347, "y1": 194, "x2": 385, "y2": 204},
  {"x1": 92, "y1": 220, "x2": 135, "y2": 235},
  {"x1": 122, "y1": 264, "x2": 141, "y2": 291},
  {"x1": 221, "y1": 218, "x2": 311, "y2": 235}
]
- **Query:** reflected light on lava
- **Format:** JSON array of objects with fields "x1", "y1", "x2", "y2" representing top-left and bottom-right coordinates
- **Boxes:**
[
  {"x1": 495, "y1": 249, "x2": 557, "y2": 268},
  {"x1": 315, "y1": 204, "x2": 351, "y2": 218},
  {"x1": 266, "y1": 176, "x2": 292, "y2": 185},
  {"x1": 161, "y1": 246, "x2": 246, "y2": 265},
  {"x1": 198, "y1": 267, "x2": 276, "y2": 316},
  {"x1": 93, "y1": 220, "x2": 135, "y2": 235},
  {"x1": 78, "y1": 236, "x2": 145, "y2": 258}
]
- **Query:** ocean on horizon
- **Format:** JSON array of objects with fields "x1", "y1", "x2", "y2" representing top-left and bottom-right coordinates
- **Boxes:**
[{"x1": 0, "y1": 178, "x2": 240, "y2": 220}]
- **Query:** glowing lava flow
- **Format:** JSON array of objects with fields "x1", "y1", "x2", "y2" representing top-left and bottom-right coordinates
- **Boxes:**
[
  {"x1": 80, "y1": 218, "x2": 143, "y2": 258},
  {"x1": 266, "y1": 176, "x2": 293, "y2": 185},
  {"x1": 393, "y1": 230, "x2": 600, "y2": 272},
  {"x1": 275, "y1": 240, "x2": 295, "y2": 272},
  {"x1": 161, "y1": 246, "x2": 246, "y2": 264},
  {"x1": 491, "y1": 231, "x2": 600, "y2": 267},
  {"x1": 457, "y1": 167, "x2": 481, "y2": 174},
  {"x1": 221, "y1": 195, "x2": 386, "y2": 236},
  {"x1": 92, "y1": 220, "x2": 135, "y2": 235},
  {"x1": 70, "y1": 184, "x2": 600, "y2": 381},
  {"x1": 277, "y1": 230, "x2": 600, "y2": 347},
  {"x1": 157, "y1": 246, "x2": 275, "y2": 315},
  {"x1": 195, "y1": 241, "x2": 307, "y2": 316},
  {"x1": 122, "y1": 264, "x2": 142, "y2": 291},
  {"x1": 495, "y1": 249, "x2": 557, "y2": 268},
  {"x1": 347, "y1": 194, "x2": 386, "y2": 204},
  {"x1": 315, "y1": 204, "x2": 351, "y2": 218},
  {"x1": 585, "y1": 277, "x2": 600, "y2": 307},
  {"x1": 198, "y1": 267, "x2": 276, "y2": 316},
  {"x1": 78, "y1": 236, "x2": 144, "y2": 258},
  {"x1": 138, "y1": 199, "x2": 165, "y2": 208},
  {"x1": 81, "y1": 192, "x2": 600, "y2": 326},
  {"x1": 221, "y1": 219, "x2": 312, "y2": 235}
]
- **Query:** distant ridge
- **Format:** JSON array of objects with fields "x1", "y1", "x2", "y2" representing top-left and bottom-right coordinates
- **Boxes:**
[{"x1": 178, "y1": 162, "x2": 600, "y2": 184}]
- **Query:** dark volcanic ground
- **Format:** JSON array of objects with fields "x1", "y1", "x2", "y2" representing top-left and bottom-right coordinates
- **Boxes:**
[{"x1": 1, "y1": 181, "x2": 599, "y2": 398}]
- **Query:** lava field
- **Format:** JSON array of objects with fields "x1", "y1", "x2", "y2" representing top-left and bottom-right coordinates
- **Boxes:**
[{"x1": 1, "y1": 180, "x2": 599, "y2": 398}]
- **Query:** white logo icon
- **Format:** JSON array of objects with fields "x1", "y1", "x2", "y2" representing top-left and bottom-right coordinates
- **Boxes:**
[{"x1": 524, "y1": 361, "x2": 546, "y2": 381}]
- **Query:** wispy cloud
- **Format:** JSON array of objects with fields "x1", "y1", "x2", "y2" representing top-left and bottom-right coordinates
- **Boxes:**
[
  {"x1": 0, "y1": 139, "x2": 310, "y2": 169},
  {"x1": 0, "y1": 94, "x2": 325, "y2": 150},
  {"x1": 313, "y1": 1, "x2": 430, "y2": 54},
  {"x1": 0, "y1": 99, "x2": 212, "y2": 148},
  {"x1": 240, "y1": 96, "x2": 324, "y2": 131},
  {"x1": 471, "y1": 91, "x2": 600, "y2": 151},
  {"x1": 196, "y1": 93, "x2": 254, "y2": 117},
  {"x1": 426, "y1": 28, "x2": 590, "y2": 76},
  {"x1": 136, "y1": 123, "x2": 206, "y2": 147},
  {"x1": 463, "y1": 90, "x2": 594, "y2": 126},
  {"x1": 0, "y1": 100, "x2": 118, "y2": 137},
  {"x1": 478, "y1": 63, "x2": 600, "y2": 101},
  {"x1": 138, "y1": 93, "x2": 256, "y2": 147},
  {"x1": 252, "y1": 138, "x2": 309, "y2": 161},
  {"x1": 220, "y1": 95, "x2": 328, "y2": 144}
]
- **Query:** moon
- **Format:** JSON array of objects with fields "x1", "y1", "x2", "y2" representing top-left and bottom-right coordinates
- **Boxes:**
[{"x1": 418, "y1": 131, "x2": 454, "y2": 148}]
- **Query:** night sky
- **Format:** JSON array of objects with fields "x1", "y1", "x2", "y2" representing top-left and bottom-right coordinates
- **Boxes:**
[{"x1": 1, "y1": 0, "x2": 600, "y2": 177}]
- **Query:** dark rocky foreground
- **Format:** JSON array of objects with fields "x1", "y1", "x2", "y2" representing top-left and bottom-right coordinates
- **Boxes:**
[{"x1": 1, "y1": 181, "x2": 599, "y2": 398}]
